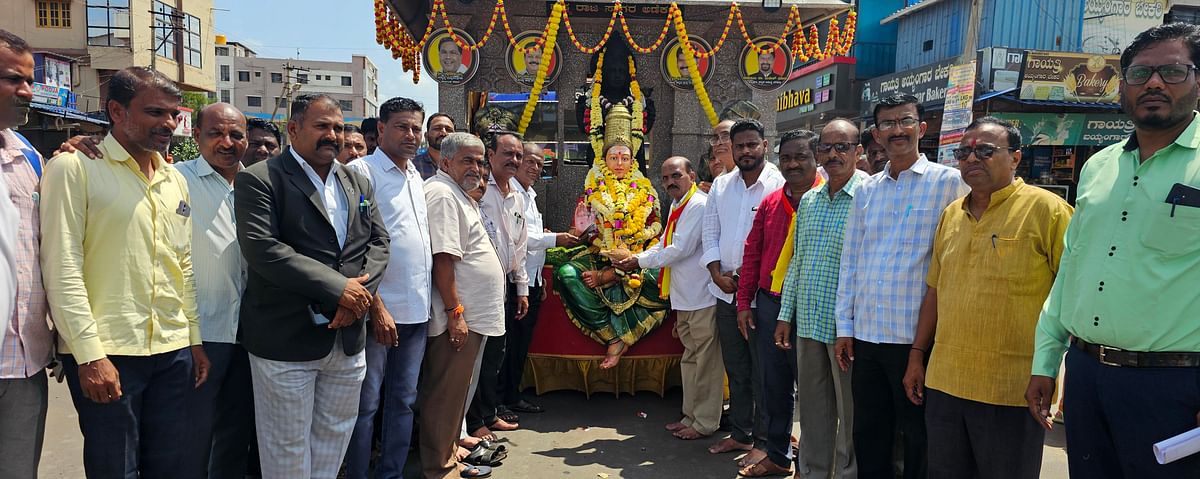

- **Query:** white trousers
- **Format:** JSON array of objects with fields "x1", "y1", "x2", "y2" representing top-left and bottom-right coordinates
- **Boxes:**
[{"x1": 249, "y1": 343, "x2": 367, "y2": 479}]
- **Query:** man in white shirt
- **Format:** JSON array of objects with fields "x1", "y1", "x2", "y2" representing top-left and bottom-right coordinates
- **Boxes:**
[
  {"x1": 175, "y1": 102, "x2": 255, "y2": 479},
  {"x1": 502, "y1": 141, "x2": 578, "y2": 415},
  {"x1": 701, "y1": 119, "x2": 785, "y2": 459},
  {"x1": 418, "y1": 132, "x2": 504, "y2": 479},
  {"x1": 617, "y1": 157, "x2": 720, "y2": 441},
  {"x1": 468, "y1": 131, "x2": 530, "y2": 438},
  {"x1": 343, "y1": 97, "x2": 433, "y2": 479}
]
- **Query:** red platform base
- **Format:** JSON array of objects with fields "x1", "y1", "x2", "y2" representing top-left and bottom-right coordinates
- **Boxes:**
[{"x1": 521, "y1": 269, "x2": 684, "y2": 397}]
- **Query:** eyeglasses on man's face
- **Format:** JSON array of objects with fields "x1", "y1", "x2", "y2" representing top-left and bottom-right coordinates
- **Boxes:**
[
  {"x1": 708, "y1": 132, "x2": 731, "y2": 146},
  {"x1": 1123, "y1": 64, "x2": 1196, "y2": 86},
  {"x1": 876, "y1": 117, "x2": 919, "y2": 131},
  {"x1": 817, "y1": 142, "x2": 856, "y2": 153},
  {"x1": 952, "y1": 144, "x2": 1017, "y2": 162}
]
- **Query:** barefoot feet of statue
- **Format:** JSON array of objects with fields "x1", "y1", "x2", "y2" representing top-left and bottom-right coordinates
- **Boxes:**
[{"x1": 600, "y1": 340, "x2": 627, "y2": 369}]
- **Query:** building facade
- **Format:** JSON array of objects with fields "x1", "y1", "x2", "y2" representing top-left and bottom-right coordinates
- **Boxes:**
[
  {"x1": 1, "y1": 0, "x2": 216, "y2": 150},
  {"x1": 215, "y1": 45, "x2": 380, "y2": 122}
]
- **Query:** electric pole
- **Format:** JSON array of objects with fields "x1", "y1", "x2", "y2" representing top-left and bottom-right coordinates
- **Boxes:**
[{"x1": 269, "y1": 62, "x2": 310, "y2": 146}]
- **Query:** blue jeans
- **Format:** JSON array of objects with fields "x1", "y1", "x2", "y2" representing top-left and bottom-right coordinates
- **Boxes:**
[
  {"x1": 187, "y1": 342, "x2": 256, "y2": 479},
  {"x1": 344, "y1": 321, "x2": 428, "y2": 479},
  {"x1": 1064, "y1": 347, "x2": 1200, "y2": 478},
  {"x1": 62, "y1": 348, "x2": 195, "y2": 479}
]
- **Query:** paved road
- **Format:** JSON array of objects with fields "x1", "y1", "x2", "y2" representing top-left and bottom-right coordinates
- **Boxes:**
[{"x1": 39, "y1": 381, "x2": 1068, "y2": 478}]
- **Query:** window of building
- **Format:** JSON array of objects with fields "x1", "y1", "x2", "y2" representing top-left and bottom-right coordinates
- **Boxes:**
[
  {"x1": 338, "y1": 100, "x2": 353, "y2": 111},
  {"x1": 341, "y1": 76, "x2": 352, "y2": 86},
  {"x1": 220, "y1": 89, "x2": 230, "y2": 103},
  {"x1": 152, "y1": 1, "x2": 177, "y2": 60},
  {"x1": 922, "y1": 40, "x2": 933, "y2": 52},
  {"x1": 297, "y1": 73, "x2": 309, "y2": 84},
  {"x1": 246, "y1": 96, "x2": 262, "y2": 107},
  {"x1": 216, "y1": 46, "x2": 229, "y2": 56},
  {"x1": 220, "y1": 65, "x2": 230, "y2": 82},
  {"x1": 254, "y1": 71, "x2": 261, "y2": 77},
  {"x1": 37, "y1": 1, "x2": 72, "y2": 28},
  {"x1": 183, "y1": 13, "x2": 202, "y2": 67},
  {"x1": 86, "y1": 0, "x2": 130, "y2": 47},
  {"x1": 271, "y1": 72, "x2": 283, "y2": 83},
  {"x1": 275, "y1": 97, "x2": 288, "y2": 108},
  {"x1": 237, "y1": 70, "x2": 250, "y2": 82}
]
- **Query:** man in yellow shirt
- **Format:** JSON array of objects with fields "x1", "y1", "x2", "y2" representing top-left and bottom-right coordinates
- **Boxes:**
[
  {"x1": 902, "y1": 117, "x2": 1072, "y2": 478},
  {"x1": 40, "y1": 67, "x2": 209, "y2": 478}
]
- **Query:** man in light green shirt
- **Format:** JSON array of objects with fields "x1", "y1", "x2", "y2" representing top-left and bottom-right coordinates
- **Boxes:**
[
  {"x1": 1026, "y1": 23, "x2": 1200, "y2": 478},
  {"x1": 41, "y1": 67, "x2": 209, "y2": 478}
]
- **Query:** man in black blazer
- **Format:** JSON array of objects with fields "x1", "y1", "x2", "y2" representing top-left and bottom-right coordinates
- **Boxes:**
[{"x1": 234, "y1": 93, "x2": 389, "y2": 478}]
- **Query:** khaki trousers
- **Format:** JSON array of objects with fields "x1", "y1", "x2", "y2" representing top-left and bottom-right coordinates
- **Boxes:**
[
  {"x1": 676, "y1": 306, "x2": 724, "y2": 435},
  {"x1": 418, "y1": 331, "x2": 485, "y2": 479},
  {"x1": 795, "y1": 337, "x2": 857, "y2": 479}
]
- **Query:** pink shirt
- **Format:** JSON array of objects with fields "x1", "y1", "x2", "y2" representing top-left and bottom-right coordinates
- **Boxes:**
[{"x1": 0, "y1": 129, "x2": 52, "y2": 378}]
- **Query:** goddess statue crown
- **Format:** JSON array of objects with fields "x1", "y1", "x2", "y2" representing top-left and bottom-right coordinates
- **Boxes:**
[{"x1": 598, "y1": 103, "x2": 642, "y2": 162}]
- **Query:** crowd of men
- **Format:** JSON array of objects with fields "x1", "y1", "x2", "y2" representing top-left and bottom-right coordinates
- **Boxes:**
[{"x1": 1, "y1": 21, "x2": 1199, "y2": 479}]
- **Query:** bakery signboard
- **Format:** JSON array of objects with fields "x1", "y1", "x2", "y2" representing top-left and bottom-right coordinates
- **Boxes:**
[{"x1": 1018, "y1": 50, "x2": 1121, "y2": 104}]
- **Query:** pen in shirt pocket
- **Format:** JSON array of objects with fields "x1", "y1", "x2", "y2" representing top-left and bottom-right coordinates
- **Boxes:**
[{"x1": 358, "y1": 194, "x2": 370, "y2": 216}]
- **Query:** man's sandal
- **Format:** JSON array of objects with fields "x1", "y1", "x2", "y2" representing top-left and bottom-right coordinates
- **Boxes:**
[{"x1": 738, "y1": 458, "x2": 792, "y2": 478}]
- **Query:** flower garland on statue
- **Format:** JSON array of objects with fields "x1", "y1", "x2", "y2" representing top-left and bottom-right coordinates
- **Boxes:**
[
  {"x1": 516, "y1": 0, "x2": 564, "y2": 135},
  {"x1": 580, "y1": 51, "x2": 661, "y2": 256}
]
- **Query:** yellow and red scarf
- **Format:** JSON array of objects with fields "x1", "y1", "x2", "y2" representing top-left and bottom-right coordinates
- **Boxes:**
[
  {"x1": 768, "y1": 174, "x2": 826, "y2": 293},
  {"x1": 658, "y1": 184, "x2": 697, "y2": 297}
]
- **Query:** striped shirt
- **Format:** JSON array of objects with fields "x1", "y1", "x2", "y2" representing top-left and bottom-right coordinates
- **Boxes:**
[
  {"x1": 176, "y1": 158, "x2": 246, "y2": 344},
  {"x1": 835, "y1": 155, "x2": 968, "y2": 344},
  {"x1": 0, "y1": 129, "x2": 52, "y2": 378},
  {"x1": 777, "y1": 170, "x2": 867, "y2": 344}
]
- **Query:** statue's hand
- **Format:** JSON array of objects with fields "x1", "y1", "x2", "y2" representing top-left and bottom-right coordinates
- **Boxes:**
[{"x1": 582, "y1": 270, "x2": 599, "y2": 289}]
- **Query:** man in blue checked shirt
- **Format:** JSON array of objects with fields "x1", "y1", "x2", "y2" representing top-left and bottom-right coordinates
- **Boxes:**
[{"x1": 833, "y1": 95, "x2": 968, "y2": 479}]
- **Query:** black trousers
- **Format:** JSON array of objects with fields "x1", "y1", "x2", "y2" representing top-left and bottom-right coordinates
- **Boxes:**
[
  {"x1": 467, "y1": 282, "x2": 516, "y2": 431},
  {"x1": 1063, "y1": 347, "x2": 1200, "y2": 478},
  {"x1": 500, "y1": 284, "x2": 542, "y2": 406},
  {"x1": 851, "y1": 339, "x2": 927, "y2": 479},
  {"x1": 925, "y1": 389, "x2": 1043, "y2": 479}
]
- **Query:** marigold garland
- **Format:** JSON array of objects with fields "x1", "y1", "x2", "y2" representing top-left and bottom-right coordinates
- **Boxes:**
[
  {"x1": 516, "y1": 1, "x2": 564, "y2": 135},
  {"x1": 372, "y1": 0, "x2": 858, "y2": 84},
  {"x1": 671, "y1": 8, "x2": 719, "y2": 127}
]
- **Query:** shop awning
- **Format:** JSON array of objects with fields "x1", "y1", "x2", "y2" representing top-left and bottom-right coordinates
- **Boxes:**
[
  {"x1": 974, "y1": 88, "x2": 1016, "y2": 102},
  {"x1": 30, "y1": 103, "x2": 109, "y2": 126}
]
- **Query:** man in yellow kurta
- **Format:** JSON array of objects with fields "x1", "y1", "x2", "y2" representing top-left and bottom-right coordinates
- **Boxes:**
[
  {"x1": 40, "y1": 67, "x2": 208, "y2": 478},
  {"x1": 901, "y1": 117, "x2": 1072, "y2": 479}
]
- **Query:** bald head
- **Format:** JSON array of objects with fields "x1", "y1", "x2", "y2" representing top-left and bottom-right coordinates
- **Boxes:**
[
  {"x1": 194, "y1": 102, "x2": 248, "y2": 182},
  {"x1": 196, "y1": 102, "x2": 245, "y2": 131},
  {"x1": 821, "y1": 119, "x2": 859, "y2": 139},
  {"x1": 661, "y1": 156, "x2": 696, "y2": 201}
]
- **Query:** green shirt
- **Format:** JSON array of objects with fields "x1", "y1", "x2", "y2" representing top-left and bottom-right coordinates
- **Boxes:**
[
  {"x1": 777, "y1": 170, "x2": 866, "y2": 344},
  {"x1": 1032, "y1": 112, "x2": 1200, "y2": 377}
]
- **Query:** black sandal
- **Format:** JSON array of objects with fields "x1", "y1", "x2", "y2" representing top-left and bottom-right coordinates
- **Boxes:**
[
  {"x1": 463, "y1": 443, "x2": 507, "y2": 467},
  {"x1": 496, "y1": 407, "x2": 520, "y2": 424}
]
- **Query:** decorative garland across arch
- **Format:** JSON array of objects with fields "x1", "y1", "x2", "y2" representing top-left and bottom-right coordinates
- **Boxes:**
[{"x1": 374, "y1": 0, "x2": 857, "y2": 128}]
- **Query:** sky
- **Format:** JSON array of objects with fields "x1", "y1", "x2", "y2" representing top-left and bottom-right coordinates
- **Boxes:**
[{"x1": 212, "y1": 0, "x2": 439, "y2": 114}]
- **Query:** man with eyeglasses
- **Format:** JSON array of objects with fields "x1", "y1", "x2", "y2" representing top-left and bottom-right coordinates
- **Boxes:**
[
  {"x1": 1026, "y1": 23, "x2": 1200, "y2": 478},
  {"x1": 774, "y1": 119, "x2": 869, "y2": 479},
  {"x1": 834, "y1": 94, "x2": 968, "y2": 479},
  {"x1": 862, "y1": 125, "x2": 889, "y2": 174},
  {"x1": 899, "y1": 117, "x2": 1071, "y2": 479},
  {"x1": 708, "y1": 119, "x2": 736, "y2": 178}
]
